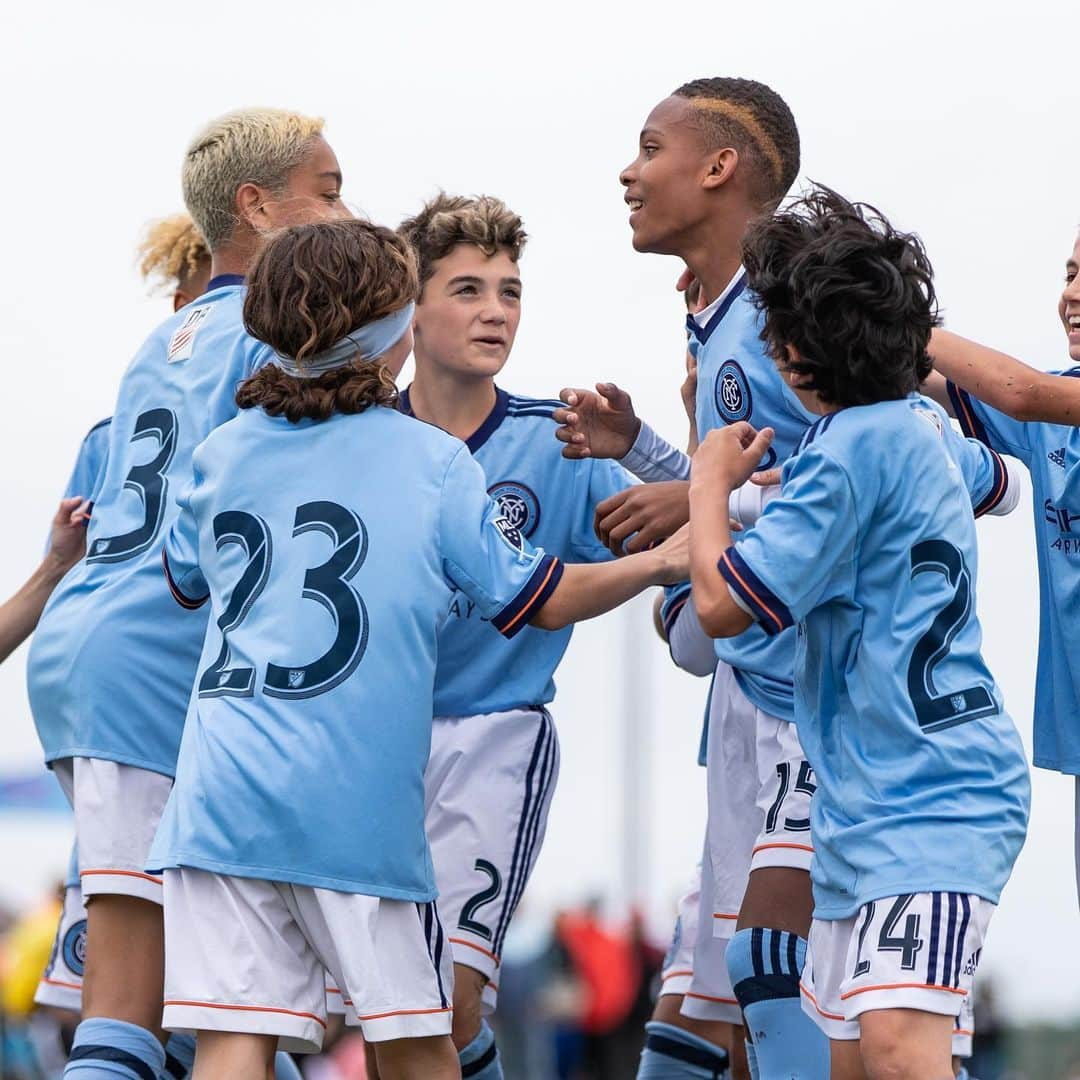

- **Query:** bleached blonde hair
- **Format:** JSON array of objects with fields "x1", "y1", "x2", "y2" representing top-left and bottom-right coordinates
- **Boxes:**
[
  {"x1": 182, "y1": 108, "x2": 325, "y2": 250},
  {"x1": 136, "y1": 213, "x2": 209, "y2": 292}
]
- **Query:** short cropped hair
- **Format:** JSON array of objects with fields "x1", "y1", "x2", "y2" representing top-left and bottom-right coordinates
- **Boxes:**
[
  {"x1": 182, "y1": 108, "x2": 325, "y2": 250},
  {"x1": 398, "y1": 193, "x2": 527, "y2": 291},
  {"x1": 236, "y1": 219, "x2": 417, "y2": 423},
  {"x1": 136, "y1": 213, "x2": 209, "y2": 292},
  {"x1": 742, "y1": 185, "x2": 940, "y2": 408},
  {"x1": 674, "y1": 77, "x2": 799, "y2": 206}
]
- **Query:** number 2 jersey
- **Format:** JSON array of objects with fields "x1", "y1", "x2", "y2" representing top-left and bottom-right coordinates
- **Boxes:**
[
  {"x1": 28, "y1": 278, "x2": 270, "y2": 777},
  {"x1": 148, "y1": 405, "x2": 562, "y2": 899},
  {"x1": 399, "y1": 387, "x2": 630, "y2": 716},
  {"x1": 948, "y1": 373, "x2": 1080, "y2": 774},
  {"x1": 718, "y1": 396, "x2": 1030, "y2": 918}
]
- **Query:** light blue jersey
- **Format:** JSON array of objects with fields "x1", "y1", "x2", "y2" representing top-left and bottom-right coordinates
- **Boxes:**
[
  {"x1": 949, "y1": 372, "x2": 1080, "y2": 773},
  {"x1": 399, "y1": 387, "x2": 630, "y2": 716},
  {"x1": 719, "y1": 396, "x2": 1029, "y2": 916},
  {"x1": 690, "y1": 272, "x2": 818, "y2": 720},
  {"x1": 62, "y1": 418, "x2": 111, "y2": 504},
  {"x1": 29, "y1": 277, "x2": 272, "y2": 776},
  {"x1": 149, "y1": 406, "x2": 562, "y2": 899}
]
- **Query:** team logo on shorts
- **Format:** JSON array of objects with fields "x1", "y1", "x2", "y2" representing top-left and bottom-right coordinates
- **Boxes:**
[
  {"x1": 63, "y1": 919, "x2": 87, "y2": 976},
  {"x1": 488, "y1": 481, "x2": 540, "y2": 539},
  {"x1": 715, "y1": 359, "x2": 753, "y2": 423}
]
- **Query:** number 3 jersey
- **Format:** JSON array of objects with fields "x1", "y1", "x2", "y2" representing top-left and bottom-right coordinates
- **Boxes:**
[
  {"x1": 149, "y1": 406, "x2": 561, "y2": 899},
  {"x1": 717, "y1": 396, "x2": 1030, "y2": 918},
  {"x1": 29, "y1": 279, "x2": 271, "y2": 777}
]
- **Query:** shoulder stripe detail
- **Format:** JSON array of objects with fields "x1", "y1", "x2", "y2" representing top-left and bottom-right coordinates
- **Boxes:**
[
  {"x1": 946, "y1": 381, "x2": 991, "y2": 446},
  {"x1": 162, "y1": 550, "x2": 209, "y2": 610},
  {"x1": 973, "y1": 449, "x2": 1008, "y2": 518},
  {"x1": 506, "y1": 407, "x2": 558, "y2": 420},
  {"x1": 492, "y1": 556, "x2": 563, "y2": 638},
  {"x1": 507, "y1": 396, "x2": 564, "y2": 410},
  {"x1": 717, "y1": 547, "x2": 793, "y2": 635}
]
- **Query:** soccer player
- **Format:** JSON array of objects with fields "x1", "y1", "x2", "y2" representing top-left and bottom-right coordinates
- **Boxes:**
[
  {"x1": 27, "y1": 108, "x2": 349, "y2": 1080},
  {"x1": 688, "y1": 187, "x2": 1029, "y2": 1080},
  {"x1": 393, "y1": 193, "x2": 632, "y2": 1078},
  {"x1": 136, "y1": 212, "x2": 212, "y2": 311},
  {"x1": 555, "y1": 77, "x2": 829, "y2": 1078},
  {"x1": 147, "y1": 218, "x2": 688, "y2": 1080}
]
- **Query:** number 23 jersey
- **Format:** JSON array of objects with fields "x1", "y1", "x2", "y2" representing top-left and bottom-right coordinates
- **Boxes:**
[{"x1": 28, "y1": 280, "x2": 270, "y2": 776}]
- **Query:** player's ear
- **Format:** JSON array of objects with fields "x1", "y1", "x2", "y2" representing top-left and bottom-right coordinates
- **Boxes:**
[
  {"x1": 702, "y1": 147, "x2": 738, "y2": 191},
  {"x1": 236, "y1": 181, "x2": 271, "y2": 232}
]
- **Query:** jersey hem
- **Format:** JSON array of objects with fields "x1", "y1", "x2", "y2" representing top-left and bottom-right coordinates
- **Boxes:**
[
  {"x1": 813, "y1": 881, "x2": 1003, "y2": 920},
  {"x1": 433, "y1": 701, "x2": 552, "y2": 720},
  {"x1": 150, "y1": 851, "x2": 438, "y2": 902},
  {"x1": 42, "y1": 748, "x2": 176, "y2": 779},
  {"x1": 1033, "y1": 754, "x2": 1080, "y2": 776}
]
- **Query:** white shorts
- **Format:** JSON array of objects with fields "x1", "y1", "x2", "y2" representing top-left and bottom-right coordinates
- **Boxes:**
[
  {"x1": 659, "y1": 865, "x2": 700, "y2": 999},
  {"x1": 54, "y1": 758, "x2": 172, "y2": 905},
  {"x1": 34, "y1": 884, "x2": 87, "y2": 1012},
  {"x1": 800, "y1": 892, "x2": 993, "y2": 1042},
  {"x1": 425, "y1": 707, "x2": 559, "y2": 1014},
  {"x1": 162, "y1": 868, "x2": 454, "y2": 1053},
  {"x1": 705, "y1": 663, "x2": 814, "y2": 940}
]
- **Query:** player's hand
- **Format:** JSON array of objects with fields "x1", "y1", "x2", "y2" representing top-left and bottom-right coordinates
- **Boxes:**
[
  {"x1": 651, "y1": 523, "x2": 690, "y2": 585},
  {"x1": 750, "y1": 467, "x2": 782, "y2": 487},
  {"x1": 692, "y1": 425, "x2": 775, "y2": 494},
  {"x1": 45, "y1": 497, "x2": 91, "y2": 577},
  {"x1": 553, "y1": 383, "x2": 641, "y2": 460},
  {"x1": 594, "y1": 481, "x2": 690, "y2": 556}
]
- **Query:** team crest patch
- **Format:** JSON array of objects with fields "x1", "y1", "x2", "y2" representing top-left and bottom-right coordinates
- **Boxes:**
[
  {"x1": 488, "y1": 481, "x2": 540, "y2": 539},
  {"x1": 715, "y1": 359, "x2": 753, "y2": 423},
  {"x1": 63, "y1": 919, "x2": 87, "y2": 977},
  {"x1": 167, "y1": 304, "x2": 211, "y2": 363}
]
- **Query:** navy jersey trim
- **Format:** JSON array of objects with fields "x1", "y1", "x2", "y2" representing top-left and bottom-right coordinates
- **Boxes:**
[
  {"x1": 973, "y1": 449, "x2": 1008, "y2": 518},
  {"x1": 85, "y1": 417, "x2": 112, "y2": 438},
  {"x1": 661, "y1": 583, "x2": 692, "y2": 638},
  {"x1": 205, "y1": 273, "x2": 245, "y2": 292},
  {"x1": 644, "y1": 1029, "x2": 729, "y2": 1072},
  {"x1": 68, "y1": 1047, "x2": 157, "y2": 1080},
  {"x1": 945, "y1": 381, "x2": 993, "y2": 447},
  {"x1": 491, "y1": 555, "x2": 563, "y2": 638},
  {"x1": 686, "y1": 272, "x2": 749, "y2": 345},
  {"x1": 797, "y1": 412, "x2": 836, "y2": 455},
  {"x1": 162, "y1": 550, "x2": 209, "y2": 610},
  {"x1": 397, "y1": 386, "x2": 511, "y2": 454},
  {"x1": 717, "y1": 546, "x2": 793, "y2": 635}
]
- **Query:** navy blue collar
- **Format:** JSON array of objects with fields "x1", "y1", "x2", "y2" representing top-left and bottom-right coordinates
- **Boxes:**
[
  {"x1": 205, "y1": 273, "x2": 245, "y2": 292},
  {"x1": 686, "y1": 271, "x2": 749, "y2": 345},
  {"x1": 398, "y1": 385, "x2": 510, "y2": 454}
]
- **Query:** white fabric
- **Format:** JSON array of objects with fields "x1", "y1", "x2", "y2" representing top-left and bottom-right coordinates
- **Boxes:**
[
  {"x1": 800, "y1": 893, "x2": 994, "y2": 1042},
  {"x1": 162, "y1": 868, "x2": 454, "y2": 1052},
  {"x1": 33, "y1": 884, "x2": 86, "y2": 1012},
  {"x1": 425, "y1": 707, "x2": 559, "y2": 1014},
  {"x1": 728, "y1": 482, "x2": 780, "y2": 528},
  {"x1": 989, "y1": 457, "x2": 1023, "y2": 516},
  {"x1": 53, "y1": 758, "x2": 172, "y2": 904},
  {"x1": 667, "y1": 596, "x2": 717, "y2": 677},
  {"x1": 659, "y1": 863, "x2": 701, "y2": 999},
  {"x1": 691, "y1": 269, "x2": 746, "y2": 330},
  {"x1": 619, "y1": 422, "x2": 691, "y2": 484}
]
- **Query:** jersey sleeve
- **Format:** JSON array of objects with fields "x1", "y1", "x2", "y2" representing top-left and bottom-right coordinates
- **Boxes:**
[
  {"x1": 661, "y1": 585, "x2": 717, "y2": 676},
  {"x1": 939, "y1": 421, "x2": 1013, "y2": 517},
  {"x1": 162, "y1": 471, "x2": 209, "y2": 610},
  {"x1": 62, "y1": 419, "x2": 111, "y2": 504},
  {"x1": 946, "y1": 380, "x2": 1033, "y2": 463},
  {"x1": 569, "y1": 458, "x2": 635, "y2": 562},
  {"x1": 718, "y1": 444, "x2": 858, "y2": 634},
  {"x1": 439, "y1": 445, "x2": 564, "y2": 639}
]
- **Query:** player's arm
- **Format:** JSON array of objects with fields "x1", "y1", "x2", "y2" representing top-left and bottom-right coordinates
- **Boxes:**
[
  {"x1": 161, "y1": 478, "x2": 208, "y2": 609},
  {"x1": 0, "y1": 498, "x2": 90, "y2": 663},
  {"x1": 929, "y1": 328, "x2": 1080, "y2": 425}
]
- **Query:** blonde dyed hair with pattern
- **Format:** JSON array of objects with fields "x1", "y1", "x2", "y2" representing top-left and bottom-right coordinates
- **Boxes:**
[
  {"x1": 182, "y1": 108, "x2": 325, "y2": 250},
  {"x1": 398, "y1": 193, "x2": 527, "y2": 290},
  {"x1": 136, "y1": 213, "x2": 209, "y2": 292}
]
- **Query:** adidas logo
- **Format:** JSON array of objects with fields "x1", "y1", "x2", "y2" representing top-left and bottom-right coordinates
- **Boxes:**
[{"x1": 1049, "y1": 447, "x2": 1067, "y2": 468}]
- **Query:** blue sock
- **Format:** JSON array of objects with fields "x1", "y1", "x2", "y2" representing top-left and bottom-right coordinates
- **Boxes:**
[
  {"x1": 637, "y1": 1021, "x2": 729, "y2": 1078},
  {"x1": 955, "y1": 1070, "x2": 970, "y2": 1080},
  {"x1": 459, "y1": 1020, "x2": 503, "y2": 1079},
  {"x1": 727, "y1": 928, "x2": 829, "y2": 1079},
  {"x1": 744, "y1": 1040, "x2": 760, "y2": 1080},
  {"x1": 273, "y1": 1052, "x2": 303, "y2": 1080},
  {"x1": 65, "y1": 1018, "x2": 166, "y2": 1080},
  {"x1": 161, "y1": 1034, "x2": 195, "y2": 1079}
]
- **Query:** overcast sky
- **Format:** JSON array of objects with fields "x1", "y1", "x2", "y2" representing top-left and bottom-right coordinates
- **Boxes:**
[{"x1": 2, "y1": 0, "x2": 1077, "y2": 1022}]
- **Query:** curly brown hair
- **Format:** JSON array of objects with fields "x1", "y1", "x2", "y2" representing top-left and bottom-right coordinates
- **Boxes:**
[
  {"x1": 398, "y1": 193, "x2": 526, "y2": 291},
  {"x1": 237, "y1": 219, "x2": 418, "y2": 423}
]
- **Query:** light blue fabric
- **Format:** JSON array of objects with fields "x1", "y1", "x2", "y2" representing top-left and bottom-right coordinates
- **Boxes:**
[
  {"x1": 65, "y1": 1018, "x2": 165, "y2": 1079},
  {"x1": 149, "y1": 406, "x2": 560, "y2": 899},
  {"x1": 459, "y1": 1020, "x2": 503, "y2": 1079},
  {"x1": 161, "y1": 1033, "x2": 195, "y2": 1079},
  {"x1": 30, "y1": 283, "x2": 273, "y2": 776},
  {"x1": 949, "y1": 372, "x2": 1080, "y2": 774},
  {"x1": 722, "y1": 397, "x2": 1030, "y2": 916},
  {"x1": 636, "y1": 1021, "x2": 728, "y2": 1078},
  {"x1": 400, "y1": 388, "x2": 630, "y2": 716},
  {"x1": 273, "y1": 1052, "x2": 304, "y2": 1080},
  {"x1": 62, "y1": 418, "x2": 112, "y2": 505}
]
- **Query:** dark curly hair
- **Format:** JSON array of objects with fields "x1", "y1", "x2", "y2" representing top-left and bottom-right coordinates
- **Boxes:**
[
  {"x1": 674, "y1": 77, "x2": 800, "y2": 206},
  {"x1": 237, "y1": 219, "x2": 418, "y2": 422},
  {"x1": 742, "y1": 186, "x2": 940, "y2": 408}
]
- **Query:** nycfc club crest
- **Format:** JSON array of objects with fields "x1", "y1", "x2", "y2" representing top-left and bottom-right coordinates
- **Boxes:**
[
  {"x1": 715, "y1": 359, "x2": 753, "y2": 423},
  {"x1": 63, "y1": 919, "x2": 87, "y2": 976},
  {"x1": 488, "y1": 481, "x2": 540, "y2": 540}
]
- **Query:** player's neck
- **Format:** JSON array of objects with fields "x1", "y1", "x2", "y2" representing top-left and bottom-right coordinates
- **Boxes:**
[
  {"x1": 208, "y1": 232, "x2": 259, "y2": 280},
  {"x1": 408, "y1": 363, "x2": 499, "y2": 443},
  {"x1": 681, "y1": 205, "x2": 754, "y2": 305}
]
